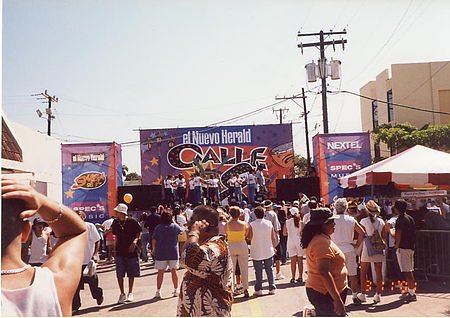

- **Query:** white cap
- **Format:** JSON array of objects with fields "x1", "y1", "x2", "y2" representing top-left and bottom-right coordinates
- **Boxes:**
[
  {"x1": 114, "y1": 203, "x2": 128, "y2": 215},
  {"x1": 293, "y1": 200, "x2": 300, "y2": 207},
  {"x1": 289, "y1": 207, "x2": 299, "y2": 215}
]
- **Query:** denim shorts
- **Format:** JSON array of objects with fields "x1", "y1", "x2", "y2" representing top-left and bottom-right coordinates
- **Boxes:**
[{"x1": 115, "y1": 255, "x2": 140, "y2": 278}]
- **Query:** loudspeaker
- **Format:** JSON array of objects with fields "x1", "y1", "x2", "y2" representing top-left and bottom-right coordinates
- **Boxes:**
[
  {"x1": 276, "y1": 177, "x2": 320, "y2": 202},
  {"x1": 118, "y1": 185, "x2": 163, "y2": 211}
]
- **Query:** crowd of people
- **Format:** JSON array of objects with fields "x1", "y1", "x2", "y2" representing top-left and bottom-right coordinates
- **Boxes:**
[
  {"x1": 161, "y1": 165, "x2": 268, "y2": 206},
  {"x1": 3, "y1": 176, "x2": 450, "y2": 317}
]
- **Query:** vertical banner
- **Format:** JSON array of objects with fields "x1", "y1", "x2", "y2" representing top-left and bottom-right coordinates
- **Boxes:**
[
  {"x1": 62, "y1": 142, "x2": 122, "y2": 224},
  {"x1": 313, "y1": 132, "x2": 371, "y2": 204},
  {"x1": 139, "y1": 124, "x2": 295, "y2": 199}
]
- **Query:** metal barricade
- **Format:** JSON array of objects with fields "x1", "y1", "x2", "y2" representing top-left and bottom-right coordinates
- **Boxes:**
[{"x1": 415, "y1": 230, "x2": 450, "y2": 280}]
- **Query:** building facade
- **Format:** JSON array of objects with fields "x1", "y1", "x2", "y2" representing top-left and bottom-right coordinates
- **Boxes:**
[{"x1": 360, "y1": 61, "x2": 450, "y2": 158}]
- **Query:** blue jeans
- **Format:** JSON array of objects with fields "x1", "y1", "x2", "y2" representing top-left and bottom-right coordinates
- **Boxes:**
[
  {"x1": 247, "y1": 184, "x2": 256, "y2": 203},
  {"x1": 140, "y1": 232, "x2": 150, "y2": 261},
  {"x1": 194, "y1": 186, "x2": 202, "y2": 204},
  {"x1": 234, "y1": 187, "x2": 243, "y2": 203},
  {"x1": 253, "y1": 257, "x2": 276, "y2": 291}
]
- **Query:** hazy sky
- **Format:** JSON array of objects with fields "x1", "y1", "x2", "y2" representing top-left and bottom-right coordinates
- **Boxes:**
[{"x1": 3, "y1": 0, "x2": 450, "y2": 174}]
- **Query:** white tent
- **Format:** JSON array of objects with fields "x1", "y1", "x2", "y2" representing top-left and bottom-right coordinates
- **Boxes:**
[{"x1": 338, "y1": 145, "x2": 450, "y2": 188}]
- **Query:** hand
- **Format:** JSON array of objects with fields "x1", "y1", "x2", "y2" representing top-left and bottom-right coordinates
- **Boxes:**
[
  {"x1": 333, "y1": 298, "x2": 346, "y2": 316},
  {"x1": 128, "y1": 242, "x2": 137, "y2": 253},
  {"x1": 190, "y1": 220, "x2": 209, "y2": 233},
  {"x1": 1, "y1": 179, "x2": 46, "y2": 219}
]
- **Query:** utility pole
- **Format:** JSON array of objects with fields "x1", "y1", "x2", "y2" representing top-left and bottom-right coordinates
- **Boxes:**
[
  {"x1": 275, "y1": 90, "x2": 311, "y2": 175},
  {"x1": 33, "y1": 90, "x2": 58, "y2": 136},
  {"x1": 298, "y1": 30, "x2": 347, "y2": 133},
  {"x1": 273, "y1": 107, "x2": 289, "y2": 124}
]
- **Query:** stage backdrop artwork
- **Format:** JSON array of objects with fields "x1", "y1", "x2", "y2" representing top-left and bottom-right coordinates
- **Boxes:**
[
  {"x1": 62, "y1": 142, "x2": 123, "y2": 224},
  {"x1": 313, "y1": 132, "x2": 371, "y2": 204},
  {"x1": 140, "y1": 124, "x2": 295, "y2": 199}
]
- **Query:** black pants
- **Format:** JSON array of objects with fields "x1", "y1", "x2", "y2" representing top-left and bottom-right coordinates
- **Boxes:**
[
  {"x1": 72, "y1": 265, "x2": 103, "y2": 310},
  {"x1": 306, "y1": 287, "x2": 348, "y2": 317}
]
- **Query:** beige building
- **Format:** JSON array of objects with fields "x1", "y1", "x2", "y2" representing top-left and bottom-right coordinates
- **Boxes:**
[{"x1": 360, "y1": 61, "x2": 450, "y2": 158}]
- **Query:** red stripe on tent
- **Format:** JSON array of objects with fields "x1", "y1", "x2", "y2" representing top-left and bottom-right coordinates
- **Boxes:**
[
  {"x1": 429, "y1": 173, "x2": 450, "y2": 185},
  {"x1": 366, "y1": 172, "x2": 392, "y2": 185},
  {"x1": 348, "y1": 176, "x2": 358, "y2": 188}
]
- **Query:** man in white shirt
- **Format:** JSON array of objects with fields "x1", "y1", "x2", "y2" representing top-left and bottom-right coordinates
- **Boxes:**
[
  {"x1": 262, "y1": 200, "x2": 283, "y2": 280},
  {"x1": 72, "y1": 211, "x2": 103, "y2": 312},
  {"x1": 302, "y1": 200, "x2": 318, "y2": 225},
  {"x1": 240, "y1": 201, "x2": 251, "y2": 224},
  {"x1": 247, "y1": 206, "x2": 277, "y2": 296},
  {"x1": 330, "y1": 198, "x2": 365, "y2": 305},
  {"x1": 185, "y1": 203, "x2": 194, "y2": 221}
]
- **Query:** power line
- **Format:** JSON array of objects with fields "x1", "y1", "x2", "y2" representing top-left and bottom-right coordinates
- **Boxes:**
[{"x1": 330, "y1": 89, "x2": 450, "y2": 116}]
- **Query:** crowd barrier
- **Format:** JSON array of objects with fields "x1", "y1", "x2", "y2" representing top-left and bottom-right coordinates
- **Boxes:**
[{"x1": 415, "y1": 230, "x2": 450, "y2": 280}]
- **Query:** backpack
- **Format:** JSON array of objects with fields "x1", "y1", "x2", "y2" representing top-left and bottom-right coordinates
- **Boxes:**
[{"x1": 367, "y1": 219, "x2": 386, "y2": 254}]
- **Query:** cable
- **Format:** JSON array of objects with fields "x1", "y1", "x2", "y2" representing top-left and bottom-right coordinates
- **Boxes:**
[
  {"x1": 330, "y1": 89, "x2": 450, "y2": 115},
  {"x1": 347, "y1": 0, "x2": 415, "y2": 84}
]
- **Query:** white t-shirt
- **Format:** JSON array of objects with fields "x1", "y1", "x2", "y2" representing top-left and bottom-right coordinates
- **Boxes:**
[
  {"x1": 174, "y1": 214, "x2": 187, "y2": 232},
  {"x1": 330, "y1": 214, "x2": 356, "y2": 253},
  {"x1": 193, "y1": 177, "x2": 201, "y2": 187},
  {"x1": 247, "y1": 173, "x2": 256, "y2": 185},
  {"x1": 185, "y1": 208, "x2": 194, "y2": 221},
  {"x1": 102, "y1": 218, "x2": 114, "y2": 230},
  {"x1": 386, "y1": 215, "x2": 398, "y2": 248},
  {"x1": 360, "y1": 216, "x2": 385, "y2": 237},
  {"x1": 234, "y1": 178, "x2": 242, "y2": 188},
  {"x1": 256, "y1": 170, "x2": 265, "y2": 185},
  {"x1": 164, "y1": 179, "x2": 173, "y2": 189},
  {"x1": 285, "y1": 218, "x2": 301, "y2": 246},
  {"x1": 29, "y1": 232, "x2": 49, "y2": 264},
  {"x1": 301, "y1": 203, "x2": 310, "y2": 216},
  {"x1": 302, "y1": 212, "x2": 310, "y2": 225},
  {"x1": 189, "y1": 179, "x2": 195, "y2": 190},
  {"x1": 83, "y1": 222, "x2": 101, "y2": 265},
  {"x1": 207, "y1": 178, "x2": 219, "y2": 188},
  {"x1": 227, "y1": 177, "x2": 236, "y2": 187},
  {"x1": 250, "y1": 219, "x2": 274, "y2": 261},
  {"x1": 241, "y1": 208, "x2": 251, "y2": 224}
]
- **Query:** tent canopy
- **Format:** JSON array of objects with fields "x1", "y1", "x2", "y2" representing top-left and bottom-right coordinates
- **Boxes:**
[{"x1": 338, "y1": 145, "x2": 450, "y2": 188}]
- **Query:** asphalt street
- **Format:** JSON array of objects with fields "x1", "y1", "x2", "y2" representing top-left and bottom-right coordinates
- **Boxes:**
[{"x1": 75, "y1": 260, "x2": 450, "y2": 317}]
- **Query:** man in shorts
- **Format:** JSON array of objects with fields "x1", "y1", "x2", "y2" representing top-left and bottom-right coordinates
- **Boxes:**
[
  {"x1": 111, "y1": 203, "x2": 142, "y2": 304},
  {"x1": 392, "y1": 199, "x2": 417, "y2": 302},
  {"x1": 152, "y1": 211, "x2": 182, "y2": 298},
  {"x1": 331, "y1": 198, "x2": 366, "y2": 305}
]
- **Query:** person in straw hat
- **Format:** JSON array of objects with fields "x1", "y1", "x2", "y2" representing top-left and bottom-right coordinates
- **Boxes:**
[{"x1": 356, "y1": 200, "x2": 386, "y2": 304}]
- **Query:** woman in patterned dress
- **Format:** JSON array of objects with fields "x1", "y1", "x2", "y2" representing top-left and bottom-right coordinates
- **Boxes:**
[{"x1": 177, "y1": 205, "x2": 233, "y2": 317}]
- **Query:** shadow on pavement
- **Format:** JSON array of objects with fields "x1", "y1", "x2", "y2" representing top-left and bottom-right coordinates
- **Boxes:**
[
  {"x1": 74, "y1": 303, "x2": 117, "y2": 315},
  {"x1": 292, "y1": 310, "x2": 304, "y2": 317},
  {"x1": 108, "y1": 297, "x2": 174, "y2": 311}
]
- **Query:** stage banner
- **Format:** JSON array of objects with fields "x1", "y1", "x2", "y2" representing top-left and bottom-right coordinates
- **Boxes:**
[
  {"x1": 313, "y1": 132, "x2": 371, "y2": 204},
  {"x1": 140, "y1": 124, "x2": 295, "y2": 199},
  {"x1": 62, "y1": 142, "x2": 122, "y2": 224}
]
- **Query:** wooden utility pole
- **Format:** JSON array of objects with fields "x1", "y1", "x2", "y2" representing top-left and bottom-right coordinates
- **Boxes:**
[
  {"x1": 272, "y1": 107, "x2": 289, "y2": 124},
  {"x1": 298, "y1": 30, "x2": 347, "y2": 133},
  {"x1": 275, "y1": 90, "x2": 311, "y2": 174},
  {"x1": 33, "y1": 90, "x2": 58, "y2": 136}
]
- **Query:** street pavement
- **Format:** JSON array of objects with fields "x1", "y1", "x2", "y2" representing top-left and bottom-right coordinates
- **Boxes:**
[{"x1": 76, "y1": 260, "x2": 450, "y2": 317}]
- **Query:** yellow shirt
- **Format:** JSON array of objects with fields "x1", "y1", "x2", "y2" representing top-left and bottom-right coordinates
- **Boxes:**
[
  {"x1": 226, "y1": 223, "x2": 246, "y2": 242},
  {"x1": 305, "y1": 234, "x2": 348, "y2": 295}
]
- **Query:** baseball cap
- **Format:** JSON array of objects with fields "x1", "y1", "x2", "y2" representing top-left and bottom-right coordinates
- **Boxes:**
[{"x1": 114, "y1": 203, "x2": 128, "y2": 215}]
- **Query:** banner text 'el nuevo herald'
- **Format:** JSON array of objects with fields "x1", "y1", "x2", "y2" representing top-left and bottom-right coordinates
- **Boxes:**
[
  {"x1": 140, "y1": 124, "x2": 295, "y2": 199},
  {"x1": 62, "y1": 143, "x2": 123, "y2": 224},
  {"x1": 313, "y1": 132, "x2": 371, "y2": 204}
]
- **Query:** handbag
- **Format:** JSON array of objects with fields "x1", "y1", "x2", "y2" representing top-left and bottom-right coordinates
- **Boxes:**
[
  {"x1": 365, "y1": 219, "x2": 386, "y2": 256},
  {"x1": 83, "y1": 259, "x2": 97, "y2": 277}
]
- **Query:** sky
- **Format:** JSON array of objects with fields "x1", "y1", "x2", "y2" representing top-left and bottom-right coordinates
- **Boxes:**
[{"x1": 3, "y1": 0, "x2": 450, "y2": 174}]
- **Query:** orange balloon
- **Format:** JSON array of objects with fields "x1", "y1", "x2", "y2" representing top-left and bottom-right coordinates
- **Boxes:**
[{"x1": 124, "y1": 193, "x2": 133, "y2": 204}]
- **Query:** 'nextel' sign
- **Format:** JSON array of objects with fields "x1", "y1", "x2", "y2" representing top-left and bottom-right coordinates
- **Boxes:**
[{"x1": 327, "y1": 141, "x2": 362, "y2": 150}]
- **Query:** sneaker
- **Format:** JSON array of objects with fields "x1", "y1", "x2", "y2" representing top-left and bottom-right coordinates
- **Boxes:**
[
  {"x1": 173, "y1": 290, "x2": 179, "y2": 297},
  {"x1": 253, "y1": 290, "x2": 263, "y2": 297},
  {"x1": 126, "y1": 293, "x2": 134, "y2": 302},
  {"x1": 269, "y1": 289, "x2": 276, "y2": 295},
  {"x1": 96, "y1": 294, "x2": 104, "y2": 305},
  {"x1": 243, "y1": 290, "x2": 249, "y2": 298},
  {"x1": 352, "y1": 297, "x2": 362, "y2": 305},
  {"x1": 400, "y1": 292, "x2": 417, "y2": 301},
  {"x1": 357, "y1": 293, "x2": 367, "y2": 303},
  {"x1": 154, "y1": 291, "x2": 161, "y2": 299},
  {"x1": 276, "y1": 273, "x2": 285, "y2": 280},
  {"x1": 117, "y1": 293, "x2": 126, "y2": 304},
  {"x1": 373, "y1": 293, "x2": 381, "y2": 303}
]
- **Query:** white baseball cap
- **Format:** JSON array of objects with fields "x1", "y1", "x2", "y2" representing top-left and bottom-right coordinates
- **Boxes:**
[
  {"x1": 290, "y1": 207, "x2": 299, "y2": 215},
  {"x1": 114, "y1": 203, "x2": 128, "y2": 215}
]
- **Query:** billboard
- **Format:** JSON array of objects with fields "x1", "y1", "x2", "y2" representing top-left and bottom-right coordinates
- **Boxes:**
[
  {"x1": 313, "y1": 132, "x2": 371, "y2": 204},
  {"x1": 62, "y1": 143, "x2": 123, "y2": 224},
  {"x1": 140, "y1": 124, "x2": 294, "y2": 199}
]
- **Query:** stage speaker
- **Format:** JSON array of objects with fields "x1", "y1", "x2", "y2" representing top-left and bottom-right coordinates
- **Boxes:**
[
  {"x1": 276, "y1": 177, "x2": 320, "y2": 202},
  {"x1": 118, "y1": 185, "x2": 163, "y2": 211}
]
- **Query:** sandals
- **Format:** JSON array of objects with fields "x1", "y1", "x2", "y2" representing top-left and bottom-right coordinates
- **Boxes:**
[
  {"x1": 290, "y1": 278, "x2": 296, "y2": 283},
  {"x1": 296, "y1": 278, "x2": 303, "y2": 283}
]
